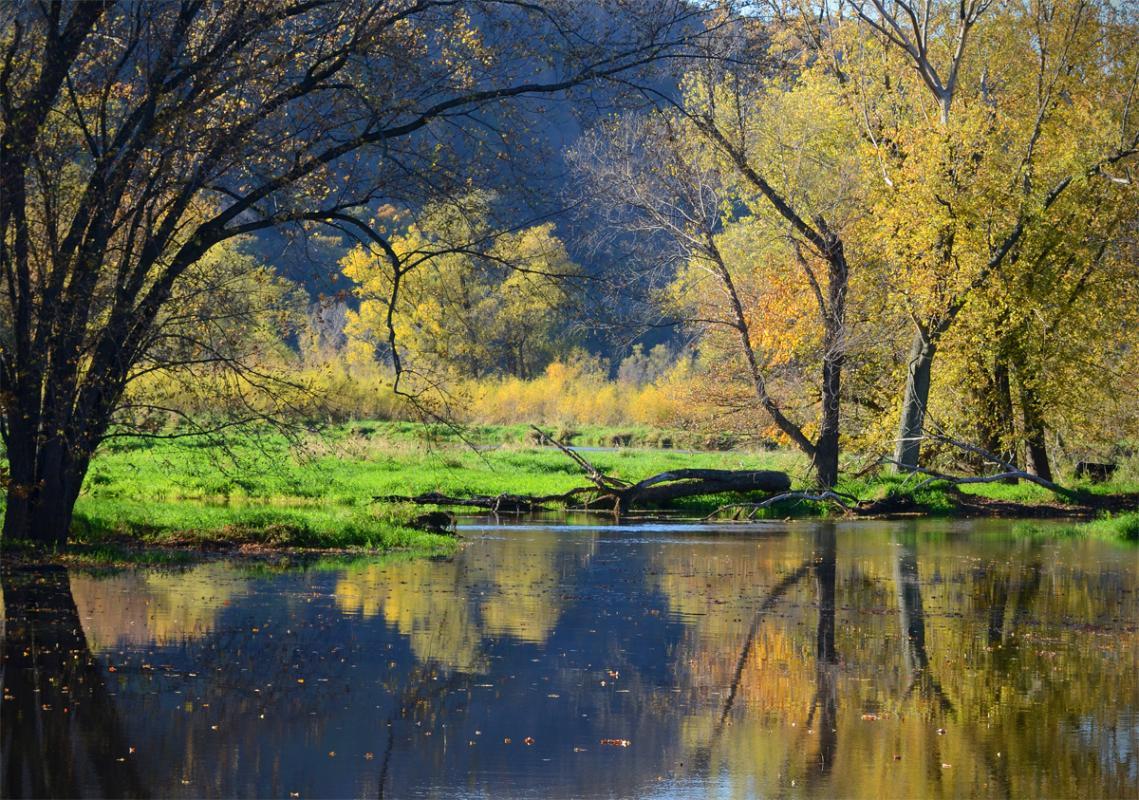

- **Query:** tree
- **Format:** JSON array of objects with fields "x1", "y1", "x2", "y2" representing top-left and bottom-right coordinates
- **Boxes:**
[
  {"x1": 112, "y1": 237, "x2": 306, "y2": 436},
  {"x1": 932, "y1": 183, "x2": 1139, "y2": 476},
  {"x1": 573, "y1": 66, "x2": 865, "y2": 487},
  {"x1": 836, "y1": 0, "x2": 1139, "y2": 471},
  {"x1": 0, "y1": 0, "x2": 722, "y2": 544},
  {"x1": 340, "y1": 197, "x2": 580, "y2": 382}
]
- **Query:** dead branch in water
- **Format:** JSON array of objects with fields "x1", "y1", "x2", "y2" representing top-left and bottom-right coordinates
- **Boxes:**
[
  {"x1": 373, "y1": 488, "x2": 599, "y2": 513},
  {"x1": 529, "y1": 425, "x2": 629, "y2": 491}
]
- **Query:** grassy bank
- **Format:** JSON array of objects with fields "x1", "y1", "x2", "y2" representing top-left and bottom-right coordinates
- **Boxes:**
[
  {"x1": 2, "y1": 421, "x2": 1137, "y2": 558},
  {"x1": 0, "y1": 422, "x2": 786, "y2": 559},
  {"x1": 1080, "y1": 511, "x2": 1139, "y2": 542},
  {"x1": 69, "y1": 423, "x2": 802, "y2": 541}
]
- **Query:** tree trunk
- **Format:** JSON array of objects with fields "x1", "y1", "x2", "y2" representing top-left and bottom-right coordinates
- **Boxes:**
[
  {"x1": 972, "y1": 353, "x2": 1017, "y2": 477},
  {"x1": 893, "y1": 329, "x2": 936, "y2": 473},
  {"x1": 814, "y1": 431, "x2": 839, "y2": 491},
  {"x1": 991, "y1": 357, "x2": 1018, "y2": 477},
  {"x1": 815, "y1": 340, "x2": 842, "y2": 489},
  {"x1": 2, "y1": 416, "x2": 91, "y2": 547},
  {"x1": 814, "y1": 239, "x2": 847, "y2": 490},
  {"x1": 1019, "y1": 376, "x2": 1052, "y2": 482},
  {"x1": 2, "y1": 443, "x2": 36, "y2": 545}
]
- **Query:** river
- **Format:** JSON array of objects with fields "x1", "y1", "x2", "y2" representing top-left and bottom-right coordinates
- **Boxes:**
[{"x1": 2, "y1": 518, "x2": 1137, "y2": 798}]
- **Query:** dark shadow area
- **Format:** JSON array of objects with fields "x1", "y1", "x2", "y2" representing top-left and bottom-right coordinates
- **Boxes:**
[{"x1": 1, "y1": 563, "x2": 146, "y2": 798}]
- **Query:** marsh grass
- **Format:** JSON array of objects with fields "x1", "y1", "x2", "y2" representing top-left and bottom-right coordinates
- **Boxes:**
[{"x1": 51, "y1": 423, "x2": 808, "y2": 544}]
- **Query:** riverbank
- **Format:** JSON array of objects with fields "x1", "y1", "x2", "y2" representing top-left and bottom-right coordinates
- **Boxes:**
[{"x1": 1, "y1": 422, "x2": 1136, "y2": 564}]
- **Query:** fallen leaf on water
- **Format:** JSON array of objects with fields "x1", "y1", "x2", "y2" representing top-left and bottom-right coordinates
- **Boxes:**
[
  {"x1": 523, "y1": 737, "x2": 535, "y2": 746},
  {"x1": 503, "y1": 738, "x2": 512, "y2": 744},
  {"x1": 600, "y1": 739, "x2": 631, "y2": 747},
  {"x1": 364, "y1": 753, "x2": 374, "y2": 760}
]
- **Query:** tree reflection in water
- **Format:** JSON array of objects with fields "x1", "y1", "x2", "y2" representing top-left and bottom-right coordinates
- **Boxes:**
[
  {"x1": 1, "y1": 564, "x2": 145, "y2": 798},
  {"x1": 894, "y1": 534, "x2": 954, "y2": 712},
  {"x1": 805, "y1": 524, "x2": 838, "y2": 788}
]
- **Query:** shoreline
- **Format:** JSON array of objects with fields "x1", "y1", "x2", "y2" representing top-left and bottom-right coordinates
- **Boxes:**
[{"x1": 4, "y1": 495, "x2": 1136, "y2": 570}]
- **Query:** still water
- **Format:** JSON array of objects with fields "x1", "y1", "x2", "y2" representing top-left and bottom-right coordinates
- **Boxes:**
[{"x1": 2, "y1": 519, "x2": 1137, "y2": 798}]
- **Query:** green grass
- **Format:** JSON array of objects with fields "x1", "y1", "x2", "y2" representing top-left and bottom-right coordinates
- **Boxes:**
[
  {"x1": 836, "y1": 472, "x2": 963, "y2": 513},
  {"x1": 3, "y1": 421, "x2": 1137, "y2": 555},
  {"x1": 80, "y1": 423, "x2": 801, "y2": 503},
  {"x1": 23, "y1": 422, "x2": 797, "y2": 551},
  {"x1": 1081, "y1": 511, "x2": 1139, "y2": 542},
  {"x1": 338, "y1": 421, "x2": 747, "y2": 450},
  {"x1": 69, "y1": 497, "x2": 455, "y2": 551}
]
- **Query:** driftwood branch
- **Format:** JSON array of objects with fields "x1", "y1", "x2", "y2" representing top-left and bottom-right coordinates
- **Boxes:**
[
  {"x1": 530, "y1": 425, "x2": 630, "y2": 490},
  {"x1": 373, "y1": 488, "x2": 600, "y2": 513}
]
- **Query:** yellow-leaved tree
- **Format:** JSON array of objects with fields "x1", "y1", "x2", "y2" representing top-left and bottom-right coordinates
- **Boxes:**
[
  {"x1": 340, "y1": 197, "x2": 581, "y2": 402},
  {"x1": 831, "y1": 0, "x2": 1139, "y2": 473}
]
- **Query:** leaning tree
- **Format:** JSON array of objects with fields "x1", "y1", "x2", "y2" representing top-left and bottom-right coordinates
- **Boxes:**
[{"x1": 0, "y1": 0, "x2": 723, "y2": 544}]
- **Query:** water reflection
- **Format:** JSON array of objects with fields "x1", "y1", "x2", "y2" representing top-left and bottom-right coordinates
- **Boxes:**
[
  {"x1": 1, "y1": 565, "x2": 145, "y2": 798},
  {"x1": 70, "y1": 563, "x2": 249, "y2": 652},
  {"x1": 2, "y1": 521, "x2": 1137, "y2": 798},
  {"x1": 333, "y1": 530, "x2": 596, "y2": 670}
]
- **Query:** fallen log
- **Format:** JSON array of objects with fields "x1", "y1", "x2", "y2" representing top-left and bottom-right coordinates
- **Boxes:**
[
  {"x1": 374, "y1": 430, "x2": 792, "y2": 514},
  {"x1": 376, "y1": 470, "x2": 790, "y2": 514},
  {"x1": 619, "y1": 469, "x2": 790, "y2": 509}
]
